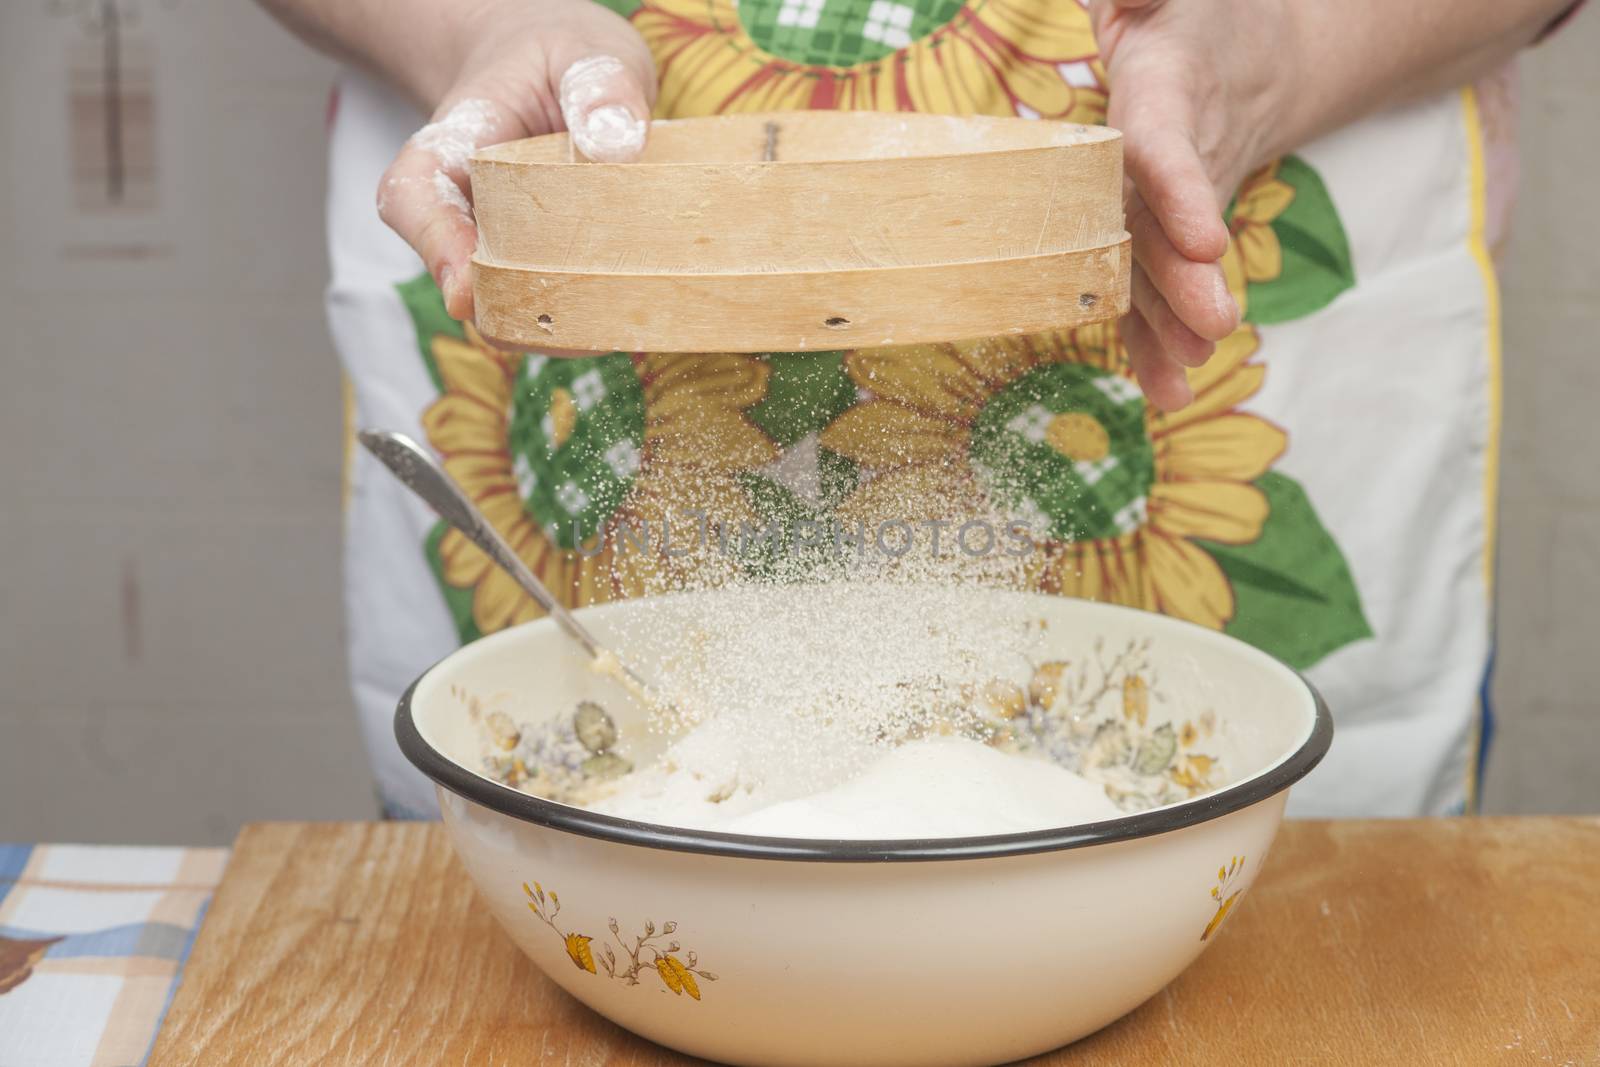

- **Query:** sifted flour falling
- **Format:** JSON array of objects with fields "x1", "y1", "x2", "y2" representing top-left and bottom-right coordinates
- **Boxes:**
[
  {"x1": 581, "y1": 571, "x2": 1125, "y2": 836},
  {"x1": 473, "y1": 335, "x2": 1176, "y2": 837}
]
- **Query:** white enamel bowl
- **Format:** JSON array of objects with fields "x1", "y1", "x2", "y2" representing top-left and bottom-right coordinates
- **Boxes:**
[{"x1": 398, "y1": 586, "x2": 1330, "y2": 1067}]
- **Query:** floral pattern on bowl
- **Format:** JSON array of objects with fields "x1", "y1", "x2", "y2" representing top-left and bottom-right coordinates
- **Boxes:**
[
  {"x1": 457, "y1": 685, "x2": 632, "y2": 806},
  {"x1": 1202, "y1": 855, "x2": 1248, "y2": 941},
  {"x1": 523, "y1": 881, "x2": 718, "y2": 1001},
  {"x1": 465, "y1": 628, "x2": 1230, "y2": 817},
  {"x1": 987, "y1": 636, "x2": 1228, "y2": 812}
]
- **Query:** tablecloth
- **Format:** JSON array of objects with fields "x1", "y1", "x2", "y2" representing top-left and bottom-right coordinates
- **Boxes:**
[{"x1": 0, "y1": 844, "x2": 227, "y2": 1067}]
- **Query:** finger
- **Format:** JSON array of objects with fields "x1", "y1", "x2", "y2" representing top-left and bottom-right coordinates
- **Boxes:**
[
  {"x1": 557, "y1": 54, "x2": 652, "y2": 163},
  {"x1": 377, "y1": 150, "x2": 478, "y2": 320},
  {"x1": 1121, "y1": 309, "x2": 1194, "y2": 413},
  {"x1": 1127, "y1": 191, "x2": 1238, "y2": 341},
  {"x1": 1131, "y1": 263, "x2": 1214, "y2": 368},
  {"x1": 1117, "y1": 98, "x2": 1229, "y2": 262},
  {"x1": 379, "y1": 98, "x2": 517, "y2": 320}
]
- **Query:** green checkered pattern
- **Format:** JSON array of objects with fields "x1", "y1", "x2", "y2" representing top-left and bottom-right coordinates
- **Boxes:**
[
  {"x1": 507, "y1": 353, "x2": 646, "y2": 549},
  {"x1": 969, "y1": 363, "x2": 1154, "y2": 543},
  {"x1": 739, "y1": 0, "x2": 966, "y2": 67}
]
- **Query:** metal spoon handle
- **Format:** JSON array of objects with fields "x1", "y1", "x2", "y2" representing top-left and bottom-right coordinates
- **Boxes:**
[{"x1": 358, "y1": 428, "x2": 609, "y2": 660}]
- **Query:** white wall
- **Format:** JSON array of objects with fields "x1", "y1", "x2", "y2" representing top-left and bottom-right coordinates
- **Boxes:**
[
  {"x1": 0, "y1": 3, "x2": 1593, "y2": 844},
  {"x1": 1481, "y1": 14, "x2": 1600, "y2": 814},
  {"x1": 0, "y1": 1, "x2": 378, "y2": 843}
]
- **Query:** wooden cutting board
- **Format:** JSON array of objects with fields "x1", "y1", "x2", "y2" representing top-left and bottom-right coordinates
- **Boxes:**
[{"x1": 148, "y1": 819, "x2": 1600, "y2": 1065}]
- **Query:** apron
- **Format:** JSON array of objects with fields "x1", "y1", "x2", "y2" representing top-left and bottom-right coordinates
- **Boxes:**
[{"x1": 327, "y1": 0, "x2": 1502, "y2": 819}]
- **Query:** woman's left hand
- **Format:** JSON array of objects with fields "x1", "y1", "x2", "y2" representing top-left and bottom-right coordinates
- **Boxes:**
[
  {"x1": 1091, "y1": 0, "x2": 1574, "y2": 410},
  {"x1": 1088, "y1": 0, "x2": 1302, "y2": 411}
]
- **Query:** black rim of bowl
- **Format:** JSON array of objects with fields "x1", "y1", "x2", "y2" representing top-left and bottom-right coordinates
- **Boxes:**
[{"x1": 394, "y1": 638, "x2": 1333, "y2": 864}]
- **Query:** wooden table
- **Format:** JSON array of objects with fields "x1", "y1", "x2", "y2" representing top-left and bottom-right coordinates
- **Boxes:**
[{"x1": 148, "y1": 819, "x2": 1600, "y2": 1065}]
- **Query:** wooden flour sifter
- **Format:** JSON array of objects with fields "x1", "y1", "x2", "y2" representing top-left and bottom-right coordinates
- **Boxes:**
[{"x1": 467, "y1": 111, "x2": 1130, "y2": 352}]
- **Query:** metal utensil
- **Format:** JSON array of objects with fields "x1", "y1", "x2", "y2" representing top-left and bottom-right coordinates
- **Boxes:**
[{"x1": 358, "y1": 429, "x2": 657, "y2": 698}]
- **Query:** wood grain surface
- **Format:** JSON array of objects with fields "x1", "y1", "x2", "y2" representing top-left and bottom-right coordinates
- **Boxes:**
[
  {"x1": 470, "y1": 113, "x2": 1125, "y2": 273},
  {"x1": 466, "y1": 111, "x2": 1130, "y2": 352},
  {"x1": 471, "y1": 241, "x2": 1130, "y2": 354},
  {"x1": 148, "y1": 819, "x2": 1600, "y2": 1066}
]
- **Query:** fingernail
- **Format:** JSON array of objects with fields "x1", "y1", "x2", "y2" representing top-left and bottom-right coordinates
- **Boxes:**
[
  {"x1": 1213, "y1": 272, "x2": 1239, "y2": 330},
  {"x1": 573, "y1": 104, "x2": 647, "y2": 163},
  {"x1": 1166, "y1": 377, "x2": 1194, "y2": 413},
  {"x1": 439, "y1": 265, "x2": 465, "y2": 318}
]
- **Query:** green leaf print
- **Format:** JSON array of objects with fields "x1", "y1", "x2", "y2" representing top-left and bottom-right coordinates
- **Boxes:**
[
  {"x1": 1241, "y1": 156, "x2": 1355, "y2": 325},
  {"x1": 506, "y1": 354, "x2": 647, "y2": 550},
  {"x1": 425, "y1": 519, "x2": 483, "y2": 646},
  {"x1": 811, "y1": 445, "x2": 861, "y2": 511},
  {"x1": 733, "y1": 474, "x2": 841, "y2": 583},
  {"x1": 397, "y1": 273, "x2": 463, "y2": 392},
  {"x1": 1196, "y1": 472, "x2": 1371, "y2": 670},
  {"x1": 733, "y1": 448, "x2": 860, "y2": 582},
  {"x1": 747, "y1": 353, "x2": 859, "y2": 449}
]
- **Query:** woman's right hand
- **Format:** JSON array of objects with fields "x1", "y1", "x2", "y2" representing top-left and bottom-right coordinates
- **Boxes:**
[{"x1": 376, "y1": 0, "x2": 656, "y2": 322}]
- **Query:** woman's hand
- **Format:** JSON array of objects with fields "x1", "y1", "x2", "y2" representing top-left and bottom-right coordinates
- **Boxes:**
[
  {"x1": 1088, "y1": 0, "x2": 1300, "y2": 411},
  {"x1": 1089, "y1": 0, "x2": 1572, "y2": 410},
  {"x1": 373, "y1": 0, "x2": 656, "y2": 321}
]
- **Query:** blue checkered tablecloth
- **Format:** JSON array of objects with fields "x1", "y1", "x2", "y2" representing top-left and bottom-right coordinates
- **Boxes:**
[{"x1": 0, "y1": 844, "x2": 227, "y2": 1067}]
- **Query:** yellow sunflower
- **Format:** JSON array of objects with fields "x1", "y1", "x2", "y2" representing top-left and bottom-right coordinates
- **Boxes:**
[
  {"x1": 422, "y1": 327, "x2": 778, "y2": 635},
  {"x1": 1221, "y1": 160, "x2": 1297, "y2": 309},
  {"x1": 818, "y1": 324, "x2": 1285, "y2": 630},
  {"x1": 634, "y1": 0, "x2": 1106, "y2": 122}
]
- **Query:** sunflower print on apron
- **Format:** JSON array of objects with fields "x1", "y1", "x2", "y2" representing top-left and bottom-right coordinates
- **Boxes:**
[{"x1": 402, "y1": 0, "x2": 1371, "y2": 676}]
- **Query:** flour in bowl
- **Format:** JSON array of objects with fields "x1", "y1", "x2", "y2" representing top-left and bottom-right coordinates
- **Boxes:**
[
  {"x1": 591, "y1": 731, "x2": 1122, "y2": 837},
  {"x1": 468, "y1": 581, "x2": 1230, "y2": 836}
]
